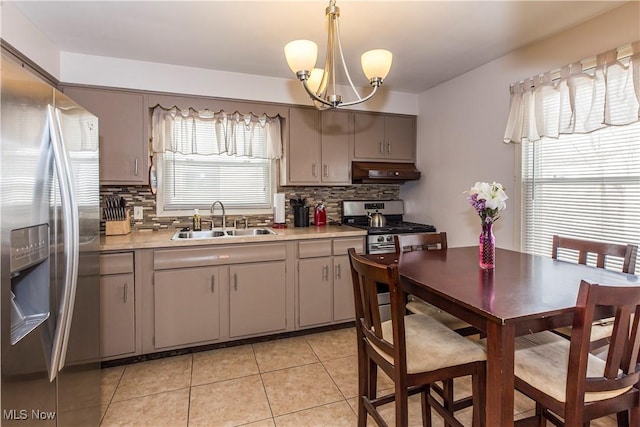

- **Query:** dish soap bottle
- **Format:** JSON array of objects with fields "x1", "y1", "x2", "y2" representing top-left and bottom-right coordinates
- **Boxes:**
[{"x1": 193, "y1": 209, "x2": 202, "y2": 231}]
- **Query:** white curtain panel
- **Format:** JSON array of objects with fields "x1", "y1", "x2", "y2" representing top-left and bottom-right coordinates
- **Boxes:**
[
  {"x1": 151, "y1": 106, "x2": 282, "y2": 159},
  {"x1": 504, "y1": 42, "x2": 640, "y2": 143}
]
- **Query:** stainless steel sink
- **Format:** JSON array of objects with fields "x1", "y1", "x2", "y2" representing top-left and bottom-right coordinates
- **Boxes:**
[{"x1": 171, "y1": 228, "x2": 276, "y2": 240}]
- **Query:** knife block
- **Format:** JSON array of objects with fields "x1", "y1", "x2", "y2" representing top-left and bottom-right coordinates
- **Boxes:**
[{"x1": 105, "y1": 211, "x2": 131, "y2": 236}]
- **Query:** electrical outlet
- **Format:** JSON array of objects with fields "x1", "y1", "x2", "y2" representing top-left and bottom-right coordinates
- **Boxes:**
[{"x1": 133, "y1": 206, "x2": 144, "y2": 220}]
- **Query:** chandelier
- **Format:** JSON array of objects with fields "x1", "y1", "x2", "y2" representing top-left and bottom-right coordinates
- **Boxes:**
[{"x1": 284, "y1": 0, "x2": 392, "y2": 110}]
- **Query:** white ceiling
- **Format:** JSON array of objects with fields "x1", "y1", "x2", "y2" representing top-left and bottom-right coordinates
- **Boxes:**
[{"x1": 13, "y1": 1, "x2": 625, "y2": 94}]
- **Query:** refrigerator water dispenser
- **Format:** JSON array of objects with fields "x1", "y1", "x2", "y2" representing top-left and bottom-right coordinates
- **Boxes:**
[{"x1": 9, "y1": 224, "x2": 51, "y2": 345}]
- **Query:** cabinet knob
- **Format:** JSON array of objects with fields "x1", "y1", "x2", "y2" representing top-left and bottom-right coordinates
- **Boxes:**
[
  {"x1": 211, "y1": 275, "x2": 215, "y2": 293},
  {"x1": 123, "y1": 282, "x2": 128, "y2": 303},
  {"x1": 134, "y1": 158, "x2": 139, "y2": 176}
]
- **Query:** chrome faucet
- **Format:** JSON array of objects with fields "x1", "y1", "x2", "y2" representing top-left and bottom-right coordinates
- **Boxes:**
[{"x1": 210, "y1": 201, "x2": 226, "y2": 230}]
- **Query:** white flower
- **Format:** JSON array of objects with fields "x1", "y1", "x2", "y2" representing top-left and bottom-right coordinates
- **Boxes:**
[{"x1": 466, "y1": 181, "x2": 508, "y2": 224}]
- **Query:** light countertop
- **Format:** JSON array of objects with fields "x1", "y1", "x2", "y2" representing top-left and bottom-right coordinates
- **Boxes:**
[{"x1": 100, "y1": 225, "x2": 367, "y2": 251}]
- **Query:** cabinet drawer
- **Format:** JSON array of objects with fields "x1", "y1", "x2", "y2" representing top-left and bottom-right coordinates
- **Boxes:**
[
  {"x1": 333, "y1": 238, "x2": 365, "y2": 255},
  {"x1": 298, "y1": 240, "x2": 332, "y2": 258},
  {"x1": 100, "y1": 252, "x2": 134, "y2": 275},
  {"x1": 154, "y1": 243, "x2": 286, "y2": 270}
]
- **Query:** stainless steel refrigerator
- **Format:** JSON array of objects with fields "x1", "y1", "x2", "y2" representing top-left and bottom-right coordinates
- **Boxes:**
[{"x1": 1, "y1": 52, "x2": 101, "y2": 425}]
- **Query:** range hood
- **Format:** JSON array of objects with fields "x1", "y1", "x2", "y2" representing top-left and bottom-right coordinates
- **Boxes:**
[{"x1": 351, "y1": 162, "x2": 421, "y2": 184}]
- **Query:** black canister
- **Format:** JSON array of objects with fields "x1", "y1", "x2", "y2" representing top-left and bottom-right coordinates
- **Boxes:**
[{"x1": 293, "y1": 206, "x2": 310, "y2": 227}]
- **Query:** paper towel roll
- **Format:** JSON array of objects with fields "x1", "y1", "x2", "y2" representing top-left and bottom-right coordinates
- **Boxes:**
[{"x1": 273, "y1": 193, "x2": 285, "y2": 224}]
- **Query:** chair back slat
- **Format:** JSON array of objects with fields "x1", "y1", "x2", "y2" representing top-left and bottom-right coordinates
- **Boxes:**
[
  {"x1": 552, "y1": 235, "x2": 637, "y2": 274},
  {"x1": 394, "y1": 232, "x2": 447, "y2": 254},
  {"x1": 570, "y1": 281, "x2": 640, "y2": 395}
]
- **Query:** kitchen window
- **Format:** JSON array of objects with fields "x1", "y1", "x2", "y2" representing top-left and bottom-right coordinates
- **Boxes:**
[
  {"x1": 520, "y1": 121, "x2": 640, "y2": 270},
  {"x1": 505, "y1": 44, "x2": 640, "y2": 269},
  {"x1": 151, "y1": 106, "x2": 282, "y2": 215}
]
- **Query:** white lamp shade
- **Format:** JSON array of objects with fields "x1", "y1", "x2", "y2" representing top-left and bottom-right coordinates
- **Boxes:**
[
  {"x1": 307, "y1": 68, "x2": 325, "y2": 93},
  {"x1": 361, "y1": 49, "x2": 393, "y2": 80},
  {"x1": 284, "y1": 40, "x2": 318, "y2": 73}
]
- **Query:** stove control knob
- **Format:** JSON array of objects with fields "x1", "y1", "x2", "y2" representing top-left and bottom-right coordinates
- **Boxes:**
[
  {"x1": 377, "y1": 236, "x2": 385, "y2": 243},
  {"x1": 386, "y1": 236, "x2": 393, "y2": 242}
]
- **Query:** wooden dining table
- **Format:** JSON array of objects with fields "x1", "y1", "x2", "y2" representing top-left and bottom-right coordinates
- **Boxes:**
[{"x1": 366, "y1": 246, "x2": 640, "y2": 426}]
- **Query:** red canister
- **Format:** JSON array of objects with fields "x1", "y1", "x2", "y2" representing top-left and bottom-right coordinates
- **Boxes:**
[{"x1": 314, "y1": 203, "x2": 327, "y2": 226}]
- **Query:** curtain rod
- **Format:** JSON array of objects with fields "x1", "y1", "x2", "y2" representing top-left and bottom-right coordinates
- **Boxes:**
[{"x1": 510, "y1": 41, "x2": 639, "y2": 90}]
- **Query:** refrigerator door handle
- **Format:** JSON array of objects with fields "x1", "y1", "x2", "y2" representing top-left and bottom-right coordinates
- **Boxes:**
[{"x1": 47, "y1": 106, "x2": 80, "y2": 382}]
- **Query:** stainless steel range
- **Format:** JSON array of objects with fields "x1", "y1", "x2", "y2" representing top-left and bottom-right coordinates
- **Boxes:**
[{"x1": 342, "y1": 200, "x2": 436, "y2": 254}]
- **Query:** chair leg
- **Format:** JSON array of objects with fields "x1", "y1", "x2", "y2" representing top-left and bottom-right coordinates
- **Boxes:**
[
  {"x1": 395, "y1": 379, "x2": 409, "y2": 427},
  {"x1": 442, "y1": 379, "x2": 455, "y2": 427},
  {"x1": 471, "y1": 367, "x2": 486, "y2": 427},
  {"x1": 421, "y1": 385, "x2": 432, "y2": 427},
  {"x1": 629, "y1": 405, "x2": 639, "y2": 427},
  {"x1": 617, "y1": 409, "x2": 630, "y2": 427},
  {"x1": 357, "y1": 356, "x2": 368, "y2": 427}
]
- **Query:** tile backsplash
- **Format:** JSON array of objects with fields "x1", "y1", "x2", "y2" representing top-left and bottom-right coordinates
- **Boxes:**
[{"x1": 100, "y1": 185, "x2": 400, "y2": 233}]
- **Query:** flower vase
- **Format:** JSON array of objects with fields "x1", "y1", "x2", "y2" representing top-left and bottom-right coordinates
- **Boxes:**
[{"x1": 479, "y1": 223, "x2": 495, "y2": 269}]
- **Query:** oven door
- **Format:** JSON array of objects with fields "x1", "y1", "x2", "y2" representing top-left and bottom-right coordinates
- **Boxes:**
[{"x1": 367, "y1": 235, "x2": 396, "y2": 254}]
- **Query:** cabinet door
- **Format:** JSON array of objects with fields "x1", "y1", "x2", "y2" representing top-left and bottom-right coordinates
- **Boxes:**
[
  {"x1": 62, "y1": 86, "x2": 148, "y2": 184},
  {"x1": 154, "y1": 266, "x2": 220, "y2": 348},
  {"x1": 100, "y1": 273, "x2": 135, "y2": 358},
  {"x1": 298, "y1": 257, "x2": 333, "y2": 327},
  {"x1": 320, "y1": 110, "x2": 350, "y2": 184},
  {"x1": 288, "y1": 107, "x2": 321, "y2": 183},
  {"x1": 353, "y1": 112, "x2": 385, "y2": 159},
  {"x1": 229, "y1": 261, "x2": 287, "y2": 337},
  {"x1": 385, "y1": 115, "x2": 415, "y2": 161},
  {"x1": 332, "y1": 255, "x2": 355, "y2": 322}
]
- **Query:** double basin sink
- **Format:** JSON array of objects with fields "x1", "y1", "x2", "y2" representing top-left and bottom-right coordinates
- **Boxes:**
[{"x1": 171, "y1": 227, "x2": 277, "y2": 240}]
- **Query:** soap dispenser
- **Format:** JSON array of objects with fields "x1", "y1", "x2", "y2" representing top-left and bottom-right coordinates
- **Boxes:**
[{"x1": 193, "y1": 209, "x2": 202, "y2": 231}]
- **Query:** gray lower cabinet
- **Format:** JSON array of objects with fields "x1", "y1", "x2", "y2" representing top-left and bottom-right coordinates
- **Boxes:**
[
  {"x1": 153, "y1": 266, "x2": 220, "y2": 349},
  {"x1": 298, "y1": 254, "x2": 333, "y2": 327},
  {"x1": 297, "y1": 237, "x2": 364, "y2": 328},
  {"x1": 229, "y1": 261, "x2": 287, "y2": 337},
  {"x1": 99, "y1": 252, "x2": 136, "y2": 359},
  {"x1": 332, "y1": 254, "x2": 355, "y2": 322}
]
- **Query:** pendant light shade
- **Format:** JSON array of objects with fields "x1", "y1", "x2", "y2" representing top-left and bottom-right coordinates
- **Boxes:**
[
  {"x1": 361, "y1": 49, "x2": 393, "y2": 82},
  {"x1": 284, "y1": 40, "x2": 318, "y2": 74}
]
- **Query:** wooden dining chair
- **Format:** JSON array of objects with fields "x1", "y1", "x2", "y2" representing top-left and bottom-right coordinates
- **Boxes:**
[
  {"x1": 394, "y1": 233, "x2": 476, "y2": 335},
  {"x1": 394, "y1": 233, "x2": 481, "y2": 425},
  {"x1": 551, "y1": 235, "x2": 639, "y2": 350},
  {"x1": 348, "y1": 248, "x2": 486, "y2": 427},
  {"x1": 551, "y1": 235, "x2": 637, "y2": 274},
  {"x1": 513, "y1": 280, "x2": 640, "y2": 427}
]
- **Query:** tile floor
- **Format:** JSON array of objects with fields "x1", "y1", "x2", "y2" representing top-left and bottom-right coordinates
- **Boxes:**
[{"x1": 100, "y1": 327, "x2": 620, "y2": 427}]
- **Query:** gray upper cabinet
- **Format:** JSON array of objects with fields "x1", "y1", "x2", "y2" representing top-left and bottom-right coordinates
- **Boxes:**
[
  {"x1": 353, "y1": 112, "x2": 415, "y2": 162},
  {"x1": 283, "y1": 107, "x2": 350, "y2": 185},
  {"x1": 62, "y1": 86, "x2": 149, "y2": 184}
]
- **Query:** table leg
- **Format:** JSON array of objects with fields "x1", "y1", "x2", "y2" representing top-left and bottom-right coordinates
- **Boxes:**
[{"x1": 485, "y1": 321, "x2": 516, "y2": 427}]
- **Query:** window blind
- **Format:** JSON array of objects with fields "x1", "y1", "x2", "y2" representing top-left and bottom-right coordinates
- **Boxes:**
[
  {"x1": 160, "y1": 152, "x2": 273, "y2": 211},
  {"x1": 521, "y1": 121, "x2": 640, "y2": 271}
]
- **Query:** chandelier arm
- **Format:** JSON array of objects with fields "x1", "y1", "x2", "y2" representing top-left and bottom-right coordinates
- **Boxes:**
[
  {"x1": 334, "y1": 16, "x2": 363, "y2": 101},
  {"x1": 300, "y1": 79, "x2": 335, "y2": 107},
  {"x1": 338, "y1": 84, "x2": 380, "y2": 108}
]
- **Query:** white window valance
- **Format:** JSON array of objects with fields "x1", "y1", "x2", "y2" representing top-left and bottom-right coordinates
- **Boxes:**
[
  {"x1": 504, "y1": 42, "x2": 640, "y2": 144},
  {"x1": 151, "y1": 106, "x2": 282, "y2": 159}
]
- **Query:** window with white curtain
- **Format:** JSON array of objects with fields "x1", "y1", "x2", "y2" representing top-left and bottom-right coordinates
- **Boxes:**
[
  {"x1": 151, "y1": 106, "x2": 282, "y2": 214},
  {"x1": 505, "y1": 43, "x2": 640, "y2": 270}
]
